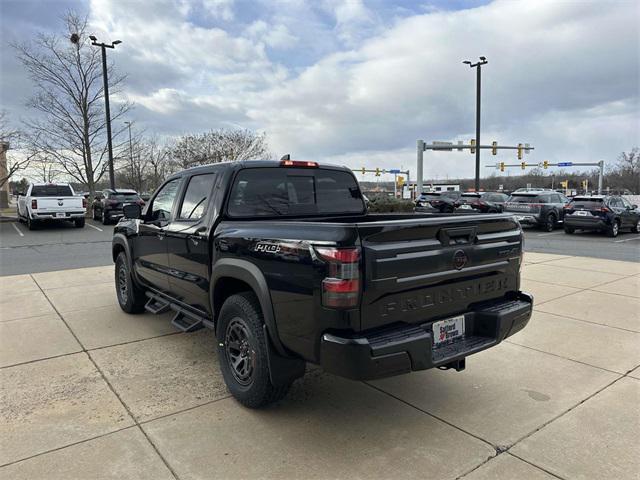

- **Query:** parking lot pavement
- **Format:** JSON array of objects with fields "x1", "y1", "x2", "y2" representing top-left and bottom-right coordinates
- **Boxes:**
[{"x1": 0, "y1": 254, "x2": 639, "y2": 479}]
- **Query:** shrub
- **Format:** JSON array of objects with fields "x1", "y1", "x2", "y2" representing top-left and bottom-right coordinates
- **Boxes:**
[{"x1": 367, "y1": 196, "x2": 415, "y2": 213}]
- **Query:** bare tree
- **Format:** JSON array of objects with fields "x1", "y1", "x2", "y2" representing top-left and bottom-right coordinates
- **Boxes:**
[
  {"x1": 0, "y1": 111, "x2": 37, "y2": 189},
  {"x1": 31, "y1": 153, "x2": 62, "y2": 183},
  {"x1": 144, "y1": 137, "x2": 176, "y2": 191},
  {"x1": 171, "y1": 129, "x2": 270, "y2": 169},
  {"x1": 12, "y1": 11, "x2": 131, "y2": 203}
]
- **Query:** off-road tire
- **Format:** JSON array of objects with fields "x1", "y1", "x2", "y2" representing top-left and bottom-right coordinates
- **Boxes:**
[
  {"x1": 607, "y1": 220, "x2": 620, "y2": 237},
  {"x1": 542, "y1": 213, "x2": 556, "y2": 232},
  {"x1": 564, "y1": 225, "x2": 575, "y2": 234},
  {"x1": 217, "y1": 292, "x2": 291, "y2": 408},
  {"x1": 115, "y1": 252, "x2": 146, "y2": 313},
  {"x1": 75, "y1": 218, "x2": 85, "y2": 228}
]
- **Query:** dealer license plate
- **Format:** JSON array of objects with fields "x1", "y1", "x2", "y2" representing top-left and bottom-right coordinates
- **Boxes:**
[
  {"x1": 459, "y1": 204, "x2": 472, "y2": 210},
  {"x1": 55, "y1": 212, "x2": 66, "y2": 218},
  {"x1": 432, "y1": 315, "x2": 465, "y2": 347},
  {"x1": 575, "y1": 211, "x2": 588, "y2": 216}
]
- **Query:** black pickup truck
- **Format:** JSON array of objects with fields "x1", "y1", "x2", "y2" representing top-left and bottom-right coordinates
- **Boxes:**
[{"x1": 112, "y1": 160, "x2": 532, "y2": 407}]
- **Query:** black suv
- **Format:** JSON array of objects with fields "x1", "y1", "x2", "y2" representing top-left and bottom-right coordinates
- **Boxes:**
[
  {"x1": 457, "y1": 192, "x2": 508, "y2": 213},
  {"x1": 503, "y1": 191, "x2": 570, "y2": 231},
  {"x1": 92, "y1": 189, "x2": 144, "y2": 225},
  {"x1": 564, "y1": 195, "x2": 640, "y2": 237},
  {"x1": 415, "y1": 191, "x2": 462, "y2": 213}
]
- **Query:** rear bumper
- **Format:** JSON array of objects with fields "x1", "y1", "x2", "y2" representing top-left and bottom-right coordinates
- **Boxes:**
[
  {"x1": 564, "y1": 216, "x2": 608, "y2": 230},
  {"x1": 507, "y1": 213, "x2": 541, "y2": 225},
  {"x1": 32, "y1": 211, "x2": 85, "y2": 220},
  {"x1": 320, "y1": 291, "x2": 533, "y2": 380}
]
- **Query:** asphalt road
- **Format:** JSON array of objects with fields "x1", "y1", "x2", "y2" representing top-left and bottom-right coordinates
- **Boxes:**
[{"x1": 0, "y1": 218, "x2": 638, "y2": 276}]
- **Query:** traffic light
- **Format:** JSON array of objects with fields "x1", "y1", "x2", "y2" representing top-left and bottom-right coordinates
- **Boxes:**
[
  {"x1": 375, "y1": 167, "x2": 380, "y2": 177},
  {"x1": 470, "y1": 139, "x2": 476, "y2": 154},
  {"x1": 499, "y1": 162, "x2": 505, "y2": 172},
  {"x1": 521, "y1": 162, "x2": 526, "y2": 170},
  {"x1": 492, "y1": 141, "x2": 497, "y2": 155},
  {"x1": 396, "y1": 176, "x2": 405, "y2": 188},
  {"x1": 543, "y1": 160, "x2": 549, "y2": 169},
  {"x1": 361, "y1": 167, "x2": 365, "y2": 175},
  {"x1": 517, "y1": 143, "x2": 523, "y2": 160}
]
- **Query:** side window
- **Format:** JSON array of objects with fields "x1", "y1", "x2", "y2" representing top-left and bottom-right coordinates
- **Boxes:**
[
  {"x1": 537, "y1": 195, "x2": 548, "y2": 204},
  {"x1": 610, "y1": 197, "x2": 622, "y2": 208},
  {"x1": 178, "y1": 173, "x2": 216, "y2": 220},
  {"x1": 550, "y1": 194, "x2": 562, "y2": 203},
  {"x1": 151, "y1": 179, "x2": 181, "y2": 221},
  {"x1": 620, "y1": 197, "x2": 632, "y2": 208}
]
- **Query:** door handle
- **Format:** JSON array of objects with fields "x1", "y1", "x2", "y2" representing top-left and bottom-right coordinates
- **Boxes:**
[{"x1": 156, "y1": 229, "x2": 165, "y2": 240}]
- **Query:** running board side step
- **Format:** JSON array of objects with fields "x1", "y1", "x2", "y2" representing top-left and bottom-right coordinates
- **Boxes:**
[
  {"x1": 145, "y1": 291, "x2": 213, "y2": 333},
  {"x1": 171, "y1": 311, "x2": 204, "y2": 333},
  {"x1": 145, "y1": 295, "x2": 171, "y2": 314}
]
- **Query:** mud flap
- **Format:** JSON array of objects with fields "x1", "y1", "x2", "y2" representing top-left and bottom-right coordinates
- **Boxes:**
[{"x1": 263, "y1": 325, "x2": 306, "y2": 386}]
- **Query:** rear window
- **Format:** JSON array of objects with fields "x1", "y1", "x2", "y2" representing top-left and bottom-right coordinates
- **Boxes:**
[
  {"x1": 508, "y1": 194, "x2": 539, "y2": 203},
  {"x1": 112, "y1": 194, "x2": 140, "y2": 202},
  {"x1": 570, "y1": 197, "x2": 604, "y2": 209},
  {"x1": 31, "y1": 185, "x2": 73, "y2": 196},
  {"x1": 227, "y1": 168, "x2": 365, "y2": 218}
]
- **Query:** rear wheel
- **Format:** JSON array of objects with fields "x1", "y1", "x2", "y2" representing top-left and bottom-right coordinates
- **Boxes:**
[
  {"x1": 115, "y1": 252, "x2": 146, "y2": 313},
  {"x1": 564, "y1": 225, "x2": 575, "y2": 234},
  {"x1": 607, "y1": 220, "x2": 620, "y2": 237},
  {"x1": 74, "y1": 217, "x2": 85, "y2": 228},
  {"x1": 26, "y1": 215, "x2": 36, "y2": 230},
  {"x1": 542, "y1": 213, "x2": 556, "y2": 232},
  {"x1": 102, "y1": 209, "x2": 110, "y2": 225},
  {"x1": 631, "y1": 218, "x2": 640, "y2": 234},
  {"x1": 217, "y1": 292, "x2": 291, "y2": 408},
  {"x1": 92, "y1": 208, "x2": 99, "y2": 220}
]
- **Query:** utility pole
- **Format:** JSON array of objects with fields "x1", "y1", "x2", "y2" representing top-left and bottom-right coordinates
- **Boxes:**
[
  {"x1": 89, "y1": 35, "x2": 122, "y2": 190},
  {"x1": 463, "y1": 56, "x2": 488, "y2": 192},
  {"x1": 417, "y1": 139, "x2": 425, "y2": 195}
]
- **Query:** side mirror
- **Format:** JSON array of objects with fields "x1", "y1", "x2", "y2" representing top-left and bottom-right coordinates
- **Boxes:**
[
  {"x1": 633, "y1": 204, "x2": 638, "y2": 210},
  {"x1": 123, "y1": 203, "x2": 142, "y2": 219}
]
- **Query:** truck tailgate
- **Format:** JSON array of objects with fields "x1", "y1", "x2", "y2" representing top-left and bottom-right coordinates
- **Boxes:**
[
  {"x1": 357, "y1": 214, "x2": 522, "y2": 330},
  {"x1": 34, "y1": 196, "x2": 84, "y2": 212}
]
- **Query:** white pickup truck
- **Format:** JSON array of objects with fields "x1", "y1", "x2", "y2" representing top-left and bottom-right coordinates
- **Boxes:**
[{"x1": 17, "y1": 183, "x2": 86, "y2": 230}]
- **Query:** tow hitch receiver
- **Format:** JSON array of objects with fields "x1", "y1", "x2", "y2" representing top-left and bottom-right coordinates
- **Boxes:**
[{"x1": 438, "y1": 358, "x2": 466, "y2": 372}]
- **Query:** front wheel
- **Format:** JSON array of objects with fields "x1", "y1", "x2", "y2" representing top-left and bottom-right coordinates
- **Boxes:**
[
  {"x1": 115, "y1": 252, "x2": 146, "y2": 313},
  {"x1": 607, "y1": 220, "x2": 620, "y2": 237},
  {"x1": 217, "y1": 292, "x2": 291, "y2": 408},
  {"x1": 564, "y1": 225, "x2": 575, "y2": 234}
]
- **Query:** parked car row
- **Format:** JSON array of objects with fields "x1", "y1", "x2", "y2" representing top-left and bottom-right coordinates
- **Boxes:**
[{"x1": 414, "y1": 189, "x2": 640, "y2": 237}]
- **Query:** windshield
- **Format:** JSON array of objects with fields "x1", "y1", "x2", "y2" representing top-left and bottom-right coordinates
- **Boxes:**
[
  {"x1": 227, "y1": 167, "x2": 366, "y2": 218},
  {"x1": 31, "y1": 185, "x2": 73, "y2": 196}
]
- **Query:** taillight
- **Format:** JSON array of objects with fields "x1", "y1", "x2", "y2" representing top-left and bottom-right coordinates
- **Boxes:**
[
  {"x1": 599, "y1": 207, "x2": 610, "y2": 213},
  {"x1": 315, "y1": 247, "x2": 360, "y2": 308},
  {"x1": 82, "y1": 198, "x2": 87, "y2": 208},
  {"x1": 31, "y1": 199, "x2": 37, "y2": 210}
]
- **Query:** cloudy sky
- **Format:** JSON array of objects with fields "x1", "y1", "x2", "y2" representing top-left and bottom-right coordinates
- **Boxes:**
[{"x1": 1, "y1": 0, "x2": 638, "y2": 181}]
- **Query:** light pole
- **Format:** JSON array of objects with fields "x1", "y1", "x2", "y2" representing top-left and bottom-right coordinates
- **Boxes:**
[
  {"x1": 124, "y1": 120, "x2": 133, "y2": 166},
  {"x1": 90, "y1": 35, "x2": 122, "y2": 190},
  {"x1": 463, "y1": 56, "x2": 488, "y2": 192}
]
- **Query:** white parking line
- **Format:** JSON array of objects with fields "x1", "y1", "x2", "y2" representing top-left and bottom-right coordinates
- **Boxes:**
[
  {"x1": 614, "y1": 236, "x2": 640, "y2": 243},
  {"x1": 86, "y1": 222, "x2": 103, "y2": 232},
  {"x1": 536, "y1": 231, "x2": 565, "y2": 237},
  {"x1": 11, "y1": 222, "x2": 24, "y2": 237}
]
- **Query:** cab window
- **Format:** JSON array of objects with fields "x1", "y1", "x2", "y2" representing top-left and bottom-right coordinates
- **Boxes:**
[
  {"x1": 151, "y1": 179, "x2": 181, "y2": 221},
  {"x1": 178, "y1": 174, "x2": 216, "y2": 220}
]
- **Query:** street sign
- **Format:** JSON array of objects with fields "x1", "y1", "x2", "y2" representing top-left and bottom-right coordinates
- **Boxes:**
[
  {"x1": 388, "y1": 169, "x2": 401, "y2": 174},
  {"x1": 557, "y1": 162, "x2": 573, "y2": 167},
  {"x1": 432, "y1": 141, "x2": 454, "y2": 151}
]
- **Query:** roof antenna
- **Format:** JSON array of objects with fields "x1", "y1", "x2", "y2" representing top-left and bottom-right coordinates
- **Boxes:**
[{"x1": 280, "y1": 154, "x2": 290, "y2": 161}]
